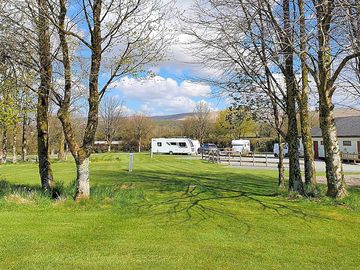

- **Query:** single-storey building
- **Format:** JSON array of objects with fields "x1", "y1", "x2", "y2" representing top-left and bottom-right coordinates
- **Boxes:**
[{"x1": 311, "y1": 116, "x2": 360, "y2": 160}]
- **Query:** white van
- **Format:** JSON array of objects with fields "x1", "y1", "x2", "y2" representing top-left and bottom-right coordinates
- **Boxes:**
[
  {"x1": 232, "y1": 139, "x2": 251, "y2": 153},
  {"x1": 273, "y1": 143, "x2": 288, "y2": 157},
  {"x1": 151, "y1": 138, "x2": 194, "y2": 155},
  {"x1": 273, "y1": 140, "x2": 304, "y2": 157},
  {"x1": 191, "y1": 139, "x2": 201, "y2": 154}
]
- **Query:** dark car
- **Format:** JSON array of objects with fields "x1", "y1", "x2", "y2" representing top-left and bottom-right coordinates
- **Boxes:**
[{"x1": 198, "y1": 143, "x2": 218, "y2": 154}]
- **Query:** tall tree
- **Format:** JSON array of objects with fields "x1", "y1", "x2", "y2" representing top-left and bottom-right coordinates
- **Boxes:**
[
  {"x1": 100, "y1": 96, "x2": 124, "y2": 152},
  {"x1": 51, "y1": 0, "x2": 173, "y2": 199},
  {"x1": 193, "y1": 101, "x2": 211, "y2": 144},
  {"x1": 36, "y1": 0, "x2": 54, "y2": 191},
  {"x1": 307, "y1": 0, "x2": 360, "y2": 197},
  {"x1": 297, "y1": 0, "x2": 317, "y2": 193}
]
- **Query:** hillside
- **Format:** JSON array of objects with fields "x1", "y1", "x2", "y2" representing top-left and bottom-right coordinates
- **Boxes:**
[{"x1": 151, "y1": 111, "x2": 219, "y2": 122}]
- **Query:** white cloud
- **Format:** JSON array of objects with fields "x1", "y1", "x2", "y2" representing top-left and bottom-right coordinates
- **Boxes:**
[{"x1": 110, "y1": 75, "x2": 213, "y2": 115}]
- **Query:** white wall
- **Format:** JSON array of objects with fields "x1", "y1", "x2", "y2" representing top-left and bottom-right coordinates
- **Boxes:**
[{"x1": 313, "y1": 137, "x2": 360, "y2": 158}]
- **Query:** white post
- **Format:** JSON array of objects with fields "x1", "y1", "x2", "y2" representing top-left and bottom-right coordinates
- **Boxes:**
[
  {"x1": 266, "y1": 153, "x2": 268, "y2": 167},
  {"x1": 252, "y1": 152, "x2": 255, "y2": 166},
  {"x1": 129, "y1": 153, "x2": 134, "y2": 172},
  {"x1": 239, "y1": 153, "x2": 242, "y2": 166},
  {"x1": 150, "y1": 147, "x2": 153, "y2": 159}
]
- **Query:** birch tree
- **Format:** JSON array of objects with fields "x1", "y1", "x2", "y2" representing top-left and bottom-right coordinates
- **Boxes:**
[
  {"x1": 2, "y1": 0, "x2": 56, "y2": 191},
  {"x1": 306, "y1": 0, "x2": 360, "y2": 197},
  {"x1": 184, "y1": 0, "x2": 304, "y2": 193},
  {"x1": 50, "y1": 0, "x2": 173, "y2": 199}
]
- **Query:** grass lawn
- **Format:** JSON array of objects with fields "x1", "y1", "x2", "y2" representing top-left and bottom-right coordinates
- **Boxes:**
[{"x1": 0, "y1": 153, "x2": 359, "y2": 269}]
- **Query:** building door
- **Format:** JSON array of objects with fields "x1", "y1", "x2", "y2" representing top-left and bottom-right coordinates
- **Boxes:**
[{"x1": 313, "y1": 141, "x2": 319, "y2": 159}]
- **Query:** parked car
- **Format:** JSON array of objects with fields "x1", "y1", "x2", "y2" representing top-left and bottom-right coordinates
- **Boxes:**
[{"x1": 198, "y1": 143, "x2": 218, "y2": 154}]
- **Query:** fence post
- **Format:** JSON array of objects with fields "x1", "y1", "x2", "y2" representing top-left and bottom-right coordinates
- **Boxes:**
[
  {"x1": 252, "y1": 152, "x2": 255, "y2": 166},
  {"x1": 129, "y1": 153, "x2": 134, "y2": 172},
  {"x1": 217, "y1": 151, "x2": 220, "y2": 163},
  {"x1": 228, "y1": 152, "x2": 230, "y2": 165},
  {"x1": 239, "y1": 153, "x2": 242, "y2": 166},
  {"x1": 265, "y1": 153, "x2": 268, "y2": 167}
]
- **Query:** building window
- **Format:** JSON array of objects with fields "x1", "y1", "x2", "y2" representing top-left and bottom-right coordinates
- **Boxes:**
[
  {"x1": 343, "y1": 141, "x2": 352, "y2": 146},
  {"x1": 320, "y1": 141, "x2": 324, "y2": 145},
  {"x1": 157, "y1": 142, "x2": 162, "y2": 147},
  {"x1": 179, "y1": 142, "x2": 187, "y2": 148}
]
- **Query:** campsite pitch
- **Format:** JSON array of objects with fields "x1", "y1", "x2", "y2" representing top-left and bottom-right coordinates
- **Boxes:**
[{"x1": 0, "y1": 153, "x2": 359, "y2": 269}]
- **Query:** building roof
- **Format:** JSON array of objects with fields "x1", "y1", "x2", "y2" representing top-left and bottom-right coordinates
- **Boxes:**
[{"x1": 311, "y1": 116, "x2": 360, "y2": 137}]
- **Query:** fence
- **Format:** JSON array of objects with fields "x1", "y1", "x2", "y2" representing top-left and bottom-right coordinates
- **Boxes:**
[
  {"x1": 202, "y1": 149, "x2": 360, "y2": 166},
  {"x1": 201, "y1": 149, "x2": 282, "y2": 167}
]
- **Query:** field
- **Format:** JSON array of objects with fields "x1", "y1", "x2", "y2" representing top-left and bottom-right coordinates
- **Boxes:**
[{"x1": 0, "y1": 153, "x2": 359, "y2": 269}]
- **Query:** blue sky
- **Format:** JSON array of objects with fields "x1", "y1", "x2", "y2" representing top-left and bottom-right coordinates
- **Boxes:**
[{"x1": 100, "y1": 0, "x2": 228, "y2": 116}]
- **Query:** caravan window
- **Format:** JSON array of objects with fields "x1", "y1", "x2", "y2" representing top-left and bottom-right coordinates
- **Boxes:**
[
  {"x1": 179, "y1": 142, "x2": 187, "y2": 148},
  {"x1": 157, "y1": 142, "x2": 162, "y2": 147},
  {"x1": 170, "y1": 142, "x2": 177, "y2": 146}
]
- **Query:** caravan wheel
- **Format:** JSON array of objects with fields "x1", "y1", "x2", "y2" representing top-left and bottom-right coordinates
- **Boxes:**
[{"x1": 169, "y1": 151, "x2": 173, "y2": 155}]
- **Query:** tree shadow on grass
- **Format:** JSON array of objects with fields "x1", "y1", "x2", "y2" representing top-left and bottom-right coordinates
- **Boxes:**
[{"x1": 96, "y1": 168, "x2": 335, "y2": 227}]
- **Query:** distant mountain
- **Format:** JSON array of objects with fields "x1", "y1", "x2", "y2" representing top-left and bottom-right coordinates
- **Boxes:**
[
  {"x1": 151, "y1": 112, "x2": 195, "y2": 121},
  {"x1": 151, "y1": 111, "x2": 219, "y2": 122}
]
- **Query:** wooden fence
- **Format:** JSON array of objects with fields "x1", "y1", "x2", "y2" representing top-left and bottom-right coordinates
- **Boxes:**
[
  {"x1": 201, "y1": 149, "x2": 281, "y2": 167},
  {"x1": 202, "y1": 149, "x2": 360, "y2": 166}
]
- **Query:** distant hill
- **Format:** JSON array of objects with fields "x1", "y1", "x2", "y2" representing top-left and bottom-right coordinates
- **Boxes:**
[
  {"x1": 151, "y1": 111, "x2": 219, "y2": 122},
  {"x1": 150, "y1": 108, "x2": 360, "y2": 126}
]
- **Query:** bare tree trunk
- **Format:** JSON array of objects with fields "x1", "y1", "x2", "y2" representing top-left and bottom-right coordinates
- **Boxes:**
[
  {"x1": 12, "y1": 128, "x2": 17, "y2": 164},
  {"x1": 315, "y1": 1, "x2": 346, "y2": 198},
  {"x1": 1, "y1": 128, "x2": 7, "y2": 164},
  {"x1": 58, "y1": 130, "x2": 65, "y2": 161},
  {"x1": 21, "y1": 113, "x2": 29, "y2": 162},
  {"x1": 298, "y1": 0, "x2": 316, "y2": 194},
  {"x1": 278, "y1": 135, "x2": 285, "y2": 189},
  {"x1": 36, "y1": 0, "x2": 54, "y2": 191},
  {"x1": 75, "y1": 156, "x2": 90, "y2": 199},
  {"x1": 283, "y1": 0, "x2": 303, "y2": 194},
  {"x1": 56, "y1": 0, "x2": 102, "y2": 200},
  {"x1": 319, "y1": 93, "x2": 346, "y2": 197},
  {"x1": 107, "y1": 137, "x2": 111, "y2": 152}
]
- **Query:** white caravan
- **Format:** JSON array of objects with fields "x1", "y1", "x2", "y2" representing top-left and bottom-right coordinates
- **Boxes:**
[
  {"x1": 232, "y1": 139, "x2": 251, "y2": 153},
  {"x1": 151, "y1": 138, "x2": 195, "y2": 155}
]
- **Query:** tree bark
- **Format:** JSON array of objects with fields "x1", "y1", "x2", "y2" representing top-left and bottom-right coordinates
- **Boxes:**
[
  {"x1": 138, "y1": 137, "x2": 141, "y2": 153},
  {"x1": 12, "y1": 128, "x2": 17, "y2": 164},
  {"x1": 1, "y1": 128, "x2": 7, "y2": 164},
  {"x1": 283, "y1": 0, "x2": 303, "y2": 194},
  {"x1": 21, "y1": 112, "x2": 29, "y2": 162},
  {"x1": 315, "y1": 0, "x2": 346, "y2": 198},
  {"x1": 56, "y1": 0, "x2": 102, "y2": 200},
  {"x1": 58, "y1": 130, "x2": 65, "y2": 161},
  {"x1": 75, "y1": 157, "x2": 90, "y2": 199},
  {"x1": 36, "y1": 0, "x2": 54, "y2": 191},
  {"x1": 278, "y1": 135, "x2": 285, "y2": 189},
  {"x1": 297, "y1": 0, "x2": 316, "y2": 193},
  {"x1": 318, "y1": 93, "x2": 346, "y2": 197}
]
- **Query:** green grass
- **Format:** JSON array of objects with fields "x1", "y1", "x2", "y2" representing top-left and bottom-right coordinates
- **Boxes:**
[{"x1": 0, "y1": 153, "x2": 359, "y2": 269}]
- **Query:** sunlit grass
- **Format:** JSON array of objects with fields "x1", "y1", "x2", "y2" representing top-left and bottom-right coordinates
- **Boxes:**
[{"x1": 0, "y1": 153, "x2": 359, "y2": 269}]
